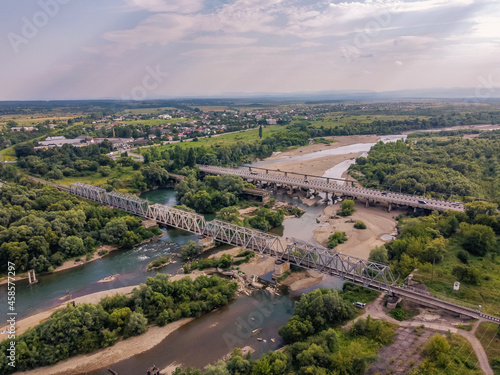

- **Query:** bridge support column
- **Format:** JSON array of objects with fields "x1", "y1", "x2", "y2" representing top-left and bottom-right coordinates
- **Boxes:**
[
  {"x1": 327, "y1": 178, "x2": 330, "y2": 184},
  {"x1": 272, "y1": 260, "x2": 290, "y2": 280},
  {"x1": 28, "y1": 269, "x2": 38, "y2": 284},
  {"x1": 414, "y1": 207, "x2": 417, "y2": 213},
  {"x1": 388, "y1": 203, "x2": 392, "y2": 212},
  {"x1": 325, "y1": 192, "x2": 328, "y2": 202},
  {"x1": 365, "y1": 200, "x2": 369, "y2": 208}
]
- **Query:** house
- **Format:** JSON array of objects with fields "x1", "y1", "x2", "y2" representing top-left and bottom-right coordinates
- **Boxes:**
[
  {"x1": 11, "y1": 126, "x2": 36, "y2": 132},
  {"x1": 266, "y1": 119, "x2": 277, "y2": 125}
]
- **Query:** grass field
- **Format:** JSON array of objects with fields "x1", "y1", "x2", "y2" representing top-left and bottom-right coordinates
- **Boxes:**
[
  {"x1": 119, "y1": 107, "x2": 178, "y2": 116},
  {"x1": 55, "y1": 166, "x2": 136, "y2": 191},
  {"x1": 0, "y1": 114, "x2": 78, "y2": 127},
  {"x1": 292, "y1": 114, "x2": 428, "y2": 128},
  {"x1": 156, "y1": 125, "x2": 284, "y2": 151},
  {"x1": 475, "y1": 322, "x2": 500, "y2": 375},
  {"x1": 412, "y1": 239, "x2": 500, "y2": 316}
]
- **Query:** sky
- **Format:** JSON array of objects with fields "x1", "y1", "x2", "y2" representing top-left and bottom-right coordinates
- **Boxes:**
[{"x1": 0, "y1": 0, "x2": 499, "y2": 100}]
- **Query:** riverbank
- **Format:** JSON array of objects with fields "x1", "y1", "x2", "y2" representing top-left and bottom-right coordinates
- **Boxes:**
[
  {"x1": 313, "y1": 202, "x2": 400, "y2": 260},
  {"x1": 0, "y1": 245, "x2": 119, "y2": 286},
  {"x1": 260, "y1": 135, "x2": 379, "y2": 177}
]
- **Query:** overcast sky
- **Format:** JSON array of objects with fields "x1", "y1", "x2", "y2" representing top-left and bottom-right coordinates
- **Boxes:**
[{"x1": 1, "y1": 0, "x2": 499, "y2": 100}]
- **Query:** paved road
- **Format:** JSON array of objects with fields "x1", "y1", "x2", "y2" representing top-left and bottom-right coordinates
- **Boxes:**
[{"x1": 198, "y1": 165, "x2": 465, "y2": 213}]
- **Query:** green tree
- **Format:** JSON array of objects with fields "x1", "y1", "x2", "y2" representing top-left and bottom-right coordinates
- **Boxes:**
[
  {"x1": 180, "y1": 240, "x2": 202, "y2": 260},
  {"x1": 259, "y1": 125, "x2": 263, "y2": 139},
  {"x1": 216, "y1": 206, "x2": 242, "y2": 225},
  {"x1": 101, "y1": 219, "x2": 128, "y2": 244},
  {"x1": 369, "y1": 246, "x2": 388, "y2": 264},
  {"x1": 123, "y1": 311, "x2": 148, "y2": 338},
  {"x1": 459, "y1": 222, "x2": 496, "y2": 256},
  {"x1": 58, "y1": 236, "x2": 86, "y2": 256}
]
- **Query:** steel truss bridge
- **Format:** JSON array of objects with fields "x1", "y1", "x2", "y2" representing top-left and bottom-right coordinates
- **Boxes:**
[
  {"x1": 198, "y1": 165, "x2": 465, "y2": 213},
  {"x1": 68, "y1": 182, "x2": 498, "y2": 323}
]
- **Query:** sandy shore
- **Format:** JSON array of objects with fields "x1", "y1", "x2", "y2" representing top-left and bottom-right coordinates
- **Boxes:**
[
  {"x1": 261, "y1": 152, "x2": 365, "y2": 178},
  {"x1": 259, "y1": 135, "x2": 379, "y2": 177},
  {"x1": 313, "y1": 202, "x2": 400, "y2": 260}
]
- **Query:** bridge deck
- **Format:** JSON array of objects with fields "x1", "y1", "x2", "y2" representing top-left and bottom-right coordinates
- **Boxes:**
[{"x1": 198, "y1": 165, "x2": 465, "y2": 213}]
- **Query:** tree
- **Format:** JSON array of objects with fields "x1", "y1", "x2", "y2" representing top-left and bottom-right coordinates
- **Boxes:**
[
  {"x1": 259, "y1": 125, "x2": 263, "y2": 139},
  {"x1": 101, "y1": 219, "x2": 128, "y2": 244},
  {"x1": 369, "y1": 246, "x2": 388, "y2": 264},
  {"x1": 180, "y1": 240, "x2": 202, "y2": 260},
  {"x1": 460, "y1": 223, "x2": 496, "y2": 256},
  {"x1": 123, "y1": 311, "x2": 148, "y2": 338},
  {"x1": 187, "y1": 148, "x2": 196, "y2": 167},
  {"x1": 59, "y1": 236, "x2": 86, "y2": 256},
  {"x1": 216, "y1": 206, "x2": 242, "y2": 225},
  {"x1": 465, "y1": 201, "x2": 498, "y2": 220}
]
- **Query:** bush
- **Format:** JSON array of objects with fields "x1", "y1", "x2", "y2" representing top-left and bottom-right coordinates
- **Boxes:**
[
  {"x1": 354, "y1": 221, "x2": 367, "y2": 229},
  {"x1": 452, "y1": 265, "x2": 481, "y2": 285},
  {"x1": 327, "y1": 231, "x2": 348, "y2": 249},
  {"x1": 456, "y1": 250, "x2": 469, "y2": 264},
  {"x1": 338, "y1": 199, "x2": 355, "y2": 216}
]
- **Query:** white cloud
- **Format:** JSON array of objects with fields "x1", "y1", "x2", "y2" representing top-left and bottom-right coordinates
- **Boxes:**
[
  {"x1": 191, "y1": 36, "x2": 258, "y2": 45},
  {"x1": 123, "y1": 0, "x2": 204, "y2": 14},
  {"x1": 395, "y1": 60, "x2": 403, "y2": 66}
]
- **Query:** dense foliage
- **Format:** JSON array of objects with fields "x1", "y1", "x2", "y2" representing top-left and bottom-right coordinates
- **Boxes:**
[
  {"x1": 0, "y1": 182, "x2": 161, "y2": 274},
  {"x1": 175, "y1": 175, "x2": 245, "y2": 214},
  {"x1": 350, "y1": 137, "x2": 500, "y2": 204},
  {"x1": 0, "y1": 274, "x2": 238, "y2": 374}
]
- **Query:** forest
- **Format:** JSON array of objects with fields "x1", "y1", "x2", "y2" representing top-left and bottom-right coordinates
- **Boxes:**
[
  {"x1": 369, "y1": 201, "x2": 500, "y2": 314},
  {"x1": 0, "y1": 274, "x2": 238, "y2": 374},
  {"x1": 349, "y1": 135, "x2": 500, "y2": 204},
  {"x1": 0, "y1": 181, "x2": 161, "y2": 274}
]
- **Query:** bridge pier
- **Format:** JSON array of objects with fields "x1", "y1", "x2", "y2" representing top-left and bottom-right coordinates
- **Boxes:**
[
  {"x1": 388, "y1": 203, "x2": 392, "y2": 212},
  {"x1": 272, "y1": 260, "x2": 290, "y2": 280},
  {"x1": 365, "y1": 199, "x2": 369, "y2": 208}
]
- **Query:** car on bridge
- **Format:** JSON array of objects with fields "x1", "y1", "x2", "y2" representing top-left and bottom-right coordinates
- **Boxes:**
[{"x1": 418, "y1": 200, "x2": 427, "y2": 204}]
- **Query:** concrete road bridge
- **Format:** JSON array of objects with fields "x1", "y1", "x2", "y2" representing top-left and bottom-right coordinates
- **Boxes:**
[
  {"x1": 198, "y1": 165, "x2": 465, "y2": 213},
  {"x1": 63, "y1": 181, "x2": 499, "y2": 324}
]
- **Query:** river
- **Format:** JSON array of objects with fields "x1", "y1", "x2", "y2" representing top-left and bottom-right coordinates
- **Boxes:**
[{"x1": 0, "y1": 129, "x2": 475, "y2": 373}]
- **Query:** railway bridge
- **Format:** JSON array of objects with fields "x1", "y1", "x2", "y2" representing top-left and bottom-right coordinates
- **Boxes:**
[
  {"x1": 64, "y1": 181, "x2": 499, "y2": 324},
  {"x1": 198, "y1": 165, "x2": 465, "y2": 213}
]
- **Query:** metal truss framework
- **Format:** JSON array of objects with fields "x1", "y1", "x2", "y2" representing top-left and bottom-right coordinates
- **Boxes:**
[
  {"x1": 68, "y1": 182, "x2": 500, "y2": 323},
  {"x1": 282, "y1": 239, "x2": 394, "y2": 292}
]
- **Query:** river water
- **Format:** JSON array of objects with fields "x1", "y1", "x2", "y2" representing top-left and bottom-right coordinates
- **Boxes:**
[{"x1": 0, "y1": 131, "x2": 450, "y2": 373}]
